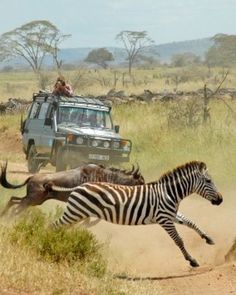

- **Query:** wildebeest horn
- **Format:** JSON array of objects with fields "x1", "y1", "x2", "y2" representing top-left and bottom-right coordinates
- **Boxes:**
[
  {"x1": 133, "y1": 166, "x2": 140, "y2": 176},
  {"x1": 125, "y1": 164, "x2": 135, "y2": 175},
  {"x1": 130, "y1": 164, "x2": 135, "y2": 173},
  {"x1": 128, "y1": 163, "x2": 139, "y2": 175}
]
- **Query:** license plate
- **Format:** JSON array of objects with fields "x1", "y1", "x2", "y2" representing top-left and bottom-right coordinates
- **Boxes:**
[{"x1": 89, "y1": 154, "x2": 109, "y2": 161}]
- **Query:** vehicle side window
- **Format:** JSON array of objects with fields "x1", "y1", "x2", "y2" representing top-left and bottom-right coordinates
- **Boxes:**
[
  {"x1": 46, "y1": 104, "x2": 54, "y2": 119},
  {"x1": 38, "y1": 102, "x2": 50, "y2": 120},
  {"x1": 29, "y1": 102, "x2": 41, "y2": 119}
]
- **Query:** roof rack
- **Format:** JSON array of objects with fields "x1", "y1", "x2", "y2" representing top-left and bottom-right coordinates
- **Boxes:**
[{"x1": 32, "y1": 92, "x2": 111, "y2": 109}]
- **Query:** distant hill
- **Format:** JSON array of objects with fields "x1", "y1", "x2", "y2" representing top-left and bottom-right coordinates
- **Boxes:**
[
  {"x1": 58, "y1": 37, "x2": 214, "y2": 64},
  {"x1": 147, "y1": 38, "x2": 214, "y2": 62},
  {"x1": 58, "y1": 37, "x2": 213, "y2": 64},
  {"x1": 0, "y1": 37, "x2": 214, "y2": 69}
]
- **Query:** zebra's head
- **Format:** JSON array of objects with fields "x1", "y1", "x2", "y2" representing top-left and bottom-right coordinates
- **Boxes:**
[{"x1": 195, "y1": 162, "x2": 223, "y2": 205}]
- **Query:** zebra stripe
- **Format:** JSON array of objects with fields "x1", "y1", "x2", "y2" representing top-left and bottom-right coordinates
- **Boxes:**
[{"x1": 53, "y1": 161, "x2": 223, "y2": 267}]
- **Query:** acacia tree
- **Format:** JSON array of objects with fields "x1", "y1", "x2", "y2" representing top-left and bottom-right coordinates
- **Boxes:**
[
  {"x1": 205, "y1": 34, "x2": 236, "y2": 68},
  {"x1": 84, "y1": 48, "x2": 114, "y2": 69},
  {"x1": 48, "y1": 32, "x2": 71, "y2": 72},
  {"x1": 0, "y1": 20, "x2": 69, "y2": 73},
  {"x1": 116, "y1": 30, "x2": 154, "y2": 74}
]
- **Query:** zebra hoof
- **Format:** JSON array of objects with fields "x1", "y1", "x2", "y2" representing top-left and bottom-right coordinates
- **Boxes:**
[
  {"x1": 190, "y1": 259, "x2": 199, "y2": 267},
  {"x1": 205, "y1": 237, "x2": 215, "y2": 245}
]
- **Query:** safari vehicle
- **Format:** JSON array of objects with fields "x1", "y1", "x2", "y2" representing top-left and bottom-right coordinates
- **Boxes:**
[{"x1": 21, "y1": 92, "x2": 132, "y2": 173}]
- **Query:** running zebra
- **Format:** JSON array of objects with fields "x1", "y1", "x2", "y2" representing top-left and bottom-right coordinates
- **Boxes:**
[{"x1": 52, "y1": 161, "x2": 223, "y2": 267}]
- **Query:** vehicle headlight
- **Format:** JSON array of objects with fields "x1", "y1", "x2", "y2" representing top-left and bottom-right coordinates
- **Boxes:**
[
  {"x1": 92, "y1": 140, "x2": 98, "y2": 147},
  {"x1": 103, "y1": 141, "x2": 110, "y2": 148},
  {"x1": 76, "y1": 137, "x2": 84, "y2": 144},
  {"x1": 121, "y1": 140, "x2": 131, "y2": 152},
  {"x1": 113, "y1": 141, "x2": 120, "y2": 149}
]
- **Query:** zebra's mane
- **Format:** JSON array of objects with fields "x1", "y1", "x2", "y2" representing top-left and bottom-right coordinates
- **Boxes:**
[{"x1": 157, "y1": 161, "x2": 207, "y2": 183}]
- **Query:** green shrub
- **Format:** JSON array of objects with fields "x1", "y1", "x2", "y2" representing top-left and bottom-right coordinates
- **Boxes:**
[{"x1": 7, "y1": 209, "x2": 106, "y2": 277}]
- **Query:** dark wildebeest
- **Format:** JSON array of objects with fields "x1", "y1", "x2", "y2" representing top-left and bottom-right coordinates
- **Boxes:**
[{"x1": 0, "y1": 162, "x2": 144, "y2": 217}]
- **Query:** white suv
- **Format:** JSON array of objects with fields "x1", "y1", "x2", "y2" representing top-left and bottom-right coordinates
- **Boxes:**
[{"x1": 21, "y1": 92, "x2": 132, "y2": 172}]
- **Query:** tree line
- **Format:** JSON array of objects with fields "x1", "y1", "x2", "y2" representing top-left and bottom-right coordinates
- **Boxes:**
[{"x1": 0, "y1": 20, "x2": 236, "y2": 76}]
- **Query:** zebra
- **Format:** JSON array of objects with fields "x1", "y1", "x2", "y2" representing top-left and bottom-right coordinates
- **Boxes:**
[
  {"x1": 52, "y1": 161, "x2": 223, "y2": 267},
  {"x1": 51, "y1": 181, "x2": 216, "y2": 242}
]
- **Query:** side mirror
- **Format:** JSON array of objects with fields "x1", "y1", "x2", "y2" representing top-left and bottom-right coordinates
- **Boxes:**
[
  {"x1": 44, "y1": 117, "x2": 53, "y2": 126},
  {"x1": 114, "y1": 125, "x2": 120, "y2": 133}
]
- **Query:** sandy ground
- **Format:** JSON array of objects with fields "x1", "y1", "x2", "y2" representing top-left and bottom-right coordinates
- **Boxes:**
[{"x1": 1, "y1": 159, "x2": 235, "y2": 295}]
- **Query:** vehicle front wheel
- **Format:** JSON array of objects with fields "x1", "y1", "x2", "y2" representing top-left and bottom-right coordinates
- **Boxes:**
[{"x1": 27, "y1": 144, "x2": 41, "y2": 173}]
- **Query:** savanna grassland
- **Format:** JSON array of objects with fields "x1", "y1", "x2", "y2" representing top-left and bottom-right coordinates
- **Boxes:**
[
  {"x1": 0, "y1": 66, "x2": 236, "y2": 294},
  {"x1": 1, "y1": 66, "x2": 236, "y2": 100}
]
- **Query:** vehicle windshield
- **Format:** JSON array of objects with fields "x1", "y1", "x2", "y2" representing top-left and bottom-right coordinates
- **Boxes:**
[{"x1": 57, "y1": 106, "x2": 113, "y2": 129}]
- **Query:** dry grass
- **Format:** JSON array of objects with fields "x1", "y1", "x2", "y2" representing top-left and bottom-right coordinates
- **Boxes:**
[
  {"x1": 0, "y1": 213, "x2": 164, "y2": 295},
  {"x1": 0, "y1": 66, "x2": 236, "y2": 100}
]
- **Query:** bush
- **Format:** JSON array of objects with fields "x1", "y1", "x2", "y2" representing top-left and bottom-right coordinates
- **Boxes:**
[
  {"x1": 167, "y1": 97, "x2": 203, "y2": 128},
  {"x1": 7, "y1": 209, "x2": 106, "y2": 277}
]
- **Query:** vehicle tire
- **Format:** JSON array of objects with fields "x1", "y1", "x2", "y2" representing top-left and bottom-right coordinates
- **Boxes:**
[
  {"x1": 27, "y1": 144, "x2": 41, "y2": 173},
  {"x1": 56, "y1": 147, "x2": 67, "y2": 172}
]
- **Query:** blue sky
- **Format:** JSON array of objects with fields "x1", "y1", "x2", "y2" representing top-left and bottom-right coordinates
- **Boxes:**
[{"x1": 0, "y1": 0, "x2": 235, "y2": 48}]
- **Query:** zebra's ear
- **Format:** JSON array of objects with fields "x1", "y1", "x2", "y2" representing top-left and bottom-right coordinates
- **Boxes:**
[
  {"x1": 199, "y1": 162, "x2": 207, "y2": 174},
  {"x1": 202, "y1": 168, "x2": 208, "y2": 176}
]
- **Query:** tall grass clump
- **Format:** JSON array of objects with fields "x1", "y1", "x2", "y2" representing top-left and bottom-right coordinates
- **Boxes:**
[{"x1": 6, "y1": 208, "x2": 106, "y2": 277}]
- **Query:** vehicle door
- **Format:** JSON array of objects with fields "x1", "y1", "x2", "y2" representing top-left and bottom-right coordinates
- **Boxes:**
[
  {"x1": 23, "y1": 101, "x2": 42, "y2": 150},
  {"x1": 39, "y1": 102, "x2": 55, "y2": 153}
]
